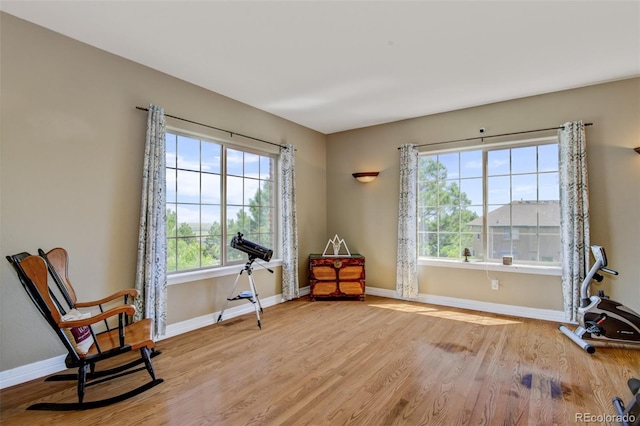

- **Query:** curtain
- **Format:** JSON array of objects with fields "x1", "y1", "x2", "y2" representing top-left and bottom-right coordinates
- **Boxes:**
[
  {"x1": 558, "y1": 120, "x2": 590, "y2": 322},
  {"x1": 134, "y1": 105, "x2": 167, "y2": 337},
  {"x1": 280, "y1": 144, "x2": 299, "y2": 300},
  {"x1": 396, "y1": 144, "x2": 419, "y2": 299}
]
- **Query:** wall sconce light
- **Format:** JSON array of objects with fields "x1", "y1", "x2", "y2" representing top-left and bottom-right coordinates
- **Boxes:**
[
  {"x1": 635, "y1": 147, "x2": 640, "y2": 154},
  {"x1": 352, "y1": 172, "x2": 379, "y2": 183}
]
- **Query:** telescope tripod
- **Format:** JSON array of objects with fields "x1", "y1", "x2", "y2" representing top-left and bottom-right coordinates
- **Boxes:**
[{"x1": 216, "y1": 256, "x2": 267, "y2": 329}]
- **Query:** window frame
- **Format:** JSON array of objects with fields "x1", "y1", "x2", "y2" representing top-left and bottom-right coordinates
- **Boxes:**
[
  {"x1": 417, "y1": 135, "x2": 561, "y2": 269},
  {"x1": 165, "y1": 127, "x2": 279, "y2": 276}
]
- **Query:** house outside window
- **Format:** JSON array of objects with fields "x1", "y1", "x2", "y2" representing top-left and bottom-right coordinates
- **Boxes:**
[
  {"x1": 165, "y1": 131, "x2": 276, "y2": 272},
  {"x1": 418, "y1": 138, "x2": 560, "y2": 265}
]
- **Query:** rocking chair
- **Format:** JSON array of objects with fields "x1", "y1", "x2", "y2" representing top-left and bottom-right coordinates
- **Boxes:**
[
  {"x1": 38, "y1": 247, "x2": 138, "y2": 328},
  {"x1": 6, "y1": 251, "x2": 163, "y2": 410}
]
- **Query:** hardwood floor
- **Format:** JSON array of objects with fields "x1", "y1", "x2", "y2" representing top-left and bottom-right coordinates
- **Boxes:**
[{"x1": 2, "y1": 295, "x2": 638, "y2": 425}]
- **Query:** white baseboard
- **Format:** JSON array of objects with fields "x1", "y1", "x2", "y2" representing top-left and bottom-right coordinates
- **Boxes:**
[
  {"x1": 0, "y1": 354, "x2": 68, "y2": 390},
  {"x1": 365, "y1": 286, "x2": 567, "y2": 322},
  {"x1": 0, "y1": 284, "x2": 563, "y2": 389},
  {"x1": 0, "y1": 293, "x2": 290, "y2": 389},
  {"x1": 160, "y1": 293, "x2": 285, "y2": 340}
]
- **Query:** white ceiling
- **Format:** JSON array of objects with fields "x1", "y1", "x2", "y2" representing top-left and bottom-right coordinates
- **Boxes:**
[{"x1": 2, "y1": 1, "x2": 639, "y2": 134}]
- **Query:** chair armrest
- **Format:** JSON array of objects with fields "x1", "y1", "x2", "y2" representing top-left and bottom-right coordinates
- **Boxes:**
[
  {"x1": 74, "y1": 289, "x2": 139, "y2": 308},
  {"x1": 57, "y1": 305, "x2": 136, "y2": 328}
]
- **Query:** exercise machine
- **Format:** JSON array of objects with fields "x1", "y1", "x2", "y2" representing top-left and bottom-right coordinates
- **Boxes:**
[
  {"x1": 613, "y1": 378, "x2": 640, "y2": 426},
  {"x1": 558, "y1": 245, "x2": 640, "y2": 354}
]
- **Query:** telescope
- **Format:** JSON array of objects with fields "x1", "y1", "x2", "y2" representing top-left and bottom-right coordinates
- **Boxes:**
[{"x1": 230, "y1": 232, "x2": 273, "y2": 262}]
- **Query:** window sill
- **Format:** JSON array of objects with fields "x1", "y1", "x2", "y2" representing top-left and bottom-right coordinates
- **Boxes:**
[
  {"x1": 167, "y1": 259, "x2": 283, "y2": 286},
  {"x1": 418, "y1": 258, "x2": 561, "y2": 276}
]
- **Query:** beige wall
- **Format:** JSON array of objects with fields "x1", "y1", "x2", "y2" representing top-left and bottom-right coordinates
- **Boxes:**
[
  {"x1": 2, "y1": 11, "x2": 639, "y2": 375},
  {"x1": 327, "y1": 78, "x2": 640, "y2": 312},
  {"x1": 0, "y1": 13, "x2": 327, "y2": 372}
]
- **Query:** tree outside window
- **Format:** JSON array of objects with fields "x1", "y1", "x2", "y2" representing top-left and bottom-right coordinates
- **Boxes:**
[
  {"x1": 166, "y1": 133, "x2": 275, "y2": 272},
  {"x1": 418, "y1": 142, "x2": 560, "y2": 264}
]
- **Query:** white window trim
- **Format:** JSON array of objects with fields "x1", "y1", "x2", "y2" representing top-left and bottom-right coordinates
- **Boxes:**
[
  {"x1": 419, "y1": 135, "x2": 557, "y2": 155},
  {"x1": 167, "y1": 125, "x2": 281, "y2": 155},
  {"x1": 419, "y1": 258, "x2": 561, "y2": 276},
  {"x1": 418, "y1": 135, "x2": 560, "y2": 269},
  {"x1": 165, "y1": 125, "x2": 280, "y2": 274},
  {"x1": 168, "y1": 258, "x2": 283, "y2": 286}
]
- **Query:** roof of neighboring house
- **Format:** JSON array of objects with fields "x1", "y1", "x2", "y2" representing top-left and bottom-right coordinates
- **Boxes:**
[{"x1": 467, "y1": 201, "x2": 560, "y2": 227}]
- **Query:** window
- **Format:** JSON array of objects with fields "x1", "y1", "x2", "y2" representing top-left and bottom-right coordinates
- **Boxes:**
[
  {"x1": 418, "y1": 139, "x2": 560, "y2": 264},
  {"x1": 166, "y1": 132, "x2": 276, "y2": 272}
]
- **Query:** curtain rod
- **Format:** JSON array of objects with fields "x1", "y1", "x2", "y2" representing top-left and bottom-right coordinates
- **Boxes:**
[
  {"x1": 135, "y1": 106, "x2": 288, "y2": 150},
  {"x1": 399, "y1": 122, "x2": 593, "y2": 150}
]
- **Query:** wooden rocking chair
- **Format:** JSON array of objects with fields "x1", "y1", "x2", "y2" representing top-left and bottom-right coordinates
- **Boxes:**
[
  {"x1": 38, "y1": 247, "x2": 138, "y2": 328},
  {"x1": 6, "y1": 251, "x2": 163, "y2": 411}
]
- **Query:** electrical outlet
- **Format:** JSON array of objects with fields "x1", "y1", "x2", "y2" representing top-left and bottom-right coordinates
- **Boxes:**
[{"x1": 491, "y1": 279, "x2": 499, "y2": 290}]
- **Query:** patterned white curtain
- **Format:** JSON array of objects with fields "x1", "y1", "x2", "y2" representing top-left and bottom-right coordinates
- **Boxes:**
[
  {"x1": 280, "y1": 144, "x2": 299, "y2": 300},
  {"x1": 396, "y1": 144, "x2": 419, "y2": 299},
  {"x1": 559, "y1": 120, "x2": 590, "y2": 322},
  {"x1": 134, "y1": 105, "x2": 167, "y2": 337}
]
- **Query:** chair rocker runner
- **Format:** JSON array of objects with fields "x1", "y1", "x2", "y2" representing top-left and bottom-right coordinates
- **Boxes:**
[{"x1": 6, "y1": 250, "x2": 163, "y2": 410}]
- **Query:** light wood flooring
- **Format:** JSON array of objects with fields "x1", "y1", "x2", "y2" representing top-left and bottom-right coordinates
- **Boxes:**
[{"x1": 1, "y1": 295, "x2": 639, "y2": 425}]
